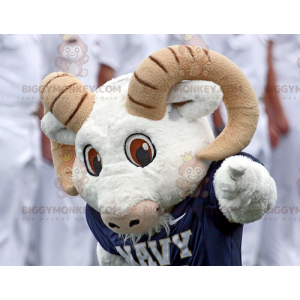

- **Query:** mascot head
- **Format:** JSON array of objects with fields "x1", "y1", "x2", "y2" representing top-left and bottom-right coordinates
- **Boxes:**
[{"x1": 40, "y1": 46, "x2": 258, "y2": 239}]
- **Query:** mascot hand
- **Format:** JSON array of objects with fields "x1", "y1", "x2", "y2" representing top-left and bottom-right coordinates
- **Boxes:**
[{"x1": 213, "y1": 155, "x2": 277, "y2": 224}]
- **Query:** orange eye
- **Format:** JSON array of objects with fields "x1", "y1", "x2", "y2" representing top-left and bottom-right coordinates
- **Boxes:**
[
  {"x1": 84, "y1": 145, "x2": 102, "y2": 176},
  {"x1": 125, "y1": 134, "x2": 156, "y2": 167}
]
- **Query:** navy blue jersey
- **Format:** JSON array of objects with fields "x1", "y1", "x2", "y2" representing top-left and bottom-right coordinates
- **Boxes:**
[{"x1": 86, "y1": 152, "x2": 261, "y2": 266}]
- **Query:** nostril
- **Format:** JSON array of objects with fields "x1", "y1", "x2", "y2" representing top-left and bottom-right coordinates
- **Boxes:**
[
  {"x1": 156, "y1": 207, "x2": 159, "y2": 212},
  {"x1": 108, "y1": 222, "x2": 120, "y2": 229},
  {"x1": 129, "y1": 219, "x2": 140, "y2": 227}
]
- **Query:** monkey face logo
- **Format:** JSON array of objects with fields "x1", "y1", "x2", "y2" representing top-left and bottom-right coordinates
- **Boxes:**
[
  {"x1": 55, "y1": 153, "x2": 89, "y2": 198},
  {"x1": 61, "y1": 44, "x2": 85, "y2": 61},
  {"x1": 72, "y1": 157, "x2": 88, "y2": 183},
  {"x1": 63, "y1": 166, "x2": 74, "y2": 183},
  {"x1": 181, "y1": 165, "x2": 204, "y2": 183},
  {"x1": 72, "y1": 165, "x2": 85, "y2": 181},
  {"x1": 176, "y1": 151, "x2": 208, "y2": 198},
  {"x1": 54, "y1": 34, "x2": 89, "y2": 77},
  {"x1": 178, "y1": 45, "x2": 203, "y2": 62}
]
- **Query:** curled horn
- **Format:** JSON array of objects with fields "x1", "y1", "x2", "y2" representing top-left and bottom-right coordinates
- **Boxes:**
[
  {"x1": 40, "y1": 72, "x2": 95, "y2": 133},
  {"x1": 40, "y1": 72, "x2": 95, "y2": 195},
  {"x1": 126, "y1": 46, "x2": 259, "y2": 161}
]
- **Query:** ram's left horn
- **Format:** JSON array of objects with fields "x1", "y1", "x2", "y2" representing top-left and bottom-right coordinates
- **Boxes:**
[
  {"x1": 40, "y1": 72, "x2": 95, "y2": 133},
  {"x1": 39, "y1": 72, "x2": 95, "y2": 196}
]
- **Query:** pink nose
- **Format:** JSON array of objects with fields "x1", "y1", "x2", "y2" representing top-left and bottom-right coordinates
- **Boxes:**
[{"x1": 101, "y1": 200, "x2": 161, "y2": 234}]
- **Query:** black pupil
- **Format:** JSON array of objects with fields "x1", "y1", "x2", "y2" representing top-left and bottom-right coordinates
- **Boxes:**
[
  {"x1": 136, "y1": 146, "x2": 151, "y2": 167},
  {"x1": 92, "y1": 156, "x2": 102, "y2": 175}
]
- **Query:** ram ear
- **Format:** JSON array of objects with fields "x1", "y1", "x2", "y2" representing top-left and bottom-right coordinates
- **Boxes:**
[
  {"x1": 166, "y1": 80, "x2": 223, "y2": 121},
  {"x1": 41, "y1": 112, "x2": 76, "y2": 145}
]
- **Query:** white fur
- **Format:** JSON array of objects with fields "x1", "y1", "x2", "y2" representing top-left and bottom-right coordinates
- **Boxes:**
[
  {"x1": 97, "y1": 243, "x2": 129, "y2": 266},
  {"x1": 75, "y1": 76, "x2": 215, "y2": 214},
  {"x1": 41, "y1": 112, "x2": 76, "y2": 145},
  {"x1": 213, "y1": 155, "x2": 277, "y2": 224},
  {"x1": 167, "y1": 80, "x2": 223, "y2": 121}
]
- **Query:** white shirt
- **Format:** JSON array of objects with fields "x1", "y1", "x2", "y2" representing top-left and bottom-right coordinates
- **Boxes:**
[
  {"x1": 271, "y1": 34, "x2": 300, "y2": 85},
  {"x1": 98, "y1": 34, "x2": 181, "y2": 77},
  {"x1": 271, "y1": 34, "x2": 300, "y2": 121},
  {"x1": 203, "y1": 34, "x2": 270, "y2": 100},
  {"x1": 0, "y1": 34, "x2": 44, "y2": 113},
  {"x1": 42, "y1": 34, "x2": 101, "y2": 93}
]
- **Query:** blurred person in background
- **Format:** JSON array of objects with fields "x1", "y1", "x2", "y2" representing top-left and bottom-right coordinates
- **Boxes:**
[
  {"x1": 262, "y1": 35, "x2": 299, "y2": 266},
  {"x1": 200, "y1": 34, "x2": 275, "y2": 265},
  {"x1": 0, "y1": 34, "x2": 44, "y2": 265},
  {"x1": 97, "y1": 34, "x2": 182, "y2": 86},
  {"x1": 36, "y1": 34, "x2": 101, "y2": 265}
]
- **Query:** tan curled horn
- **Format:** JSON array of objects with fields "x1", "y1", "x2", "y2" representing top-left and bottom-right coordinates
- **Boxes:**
[
  {"x1": 126, "y1": 45, "x2": 259, "y2": 161},
  {"x1": 40, "y1": 72, "x2": 95, "y2": 195}
]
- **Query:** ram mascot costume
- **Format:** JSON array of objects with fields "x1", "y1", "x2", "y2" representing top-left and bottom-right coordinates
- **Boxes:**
[{"x1": 40, "y1": 46, "x2": 277, "y2": 266}]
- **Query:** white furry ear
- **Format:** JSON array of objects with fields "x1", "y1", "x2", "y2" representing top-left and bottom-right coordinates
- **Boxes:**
[
  {"x1": 41, "y1": 112, "x2": 76, "y2": 145},
  {"x1": 166, "y1": 80, "x2": 223, "y2": 121}
]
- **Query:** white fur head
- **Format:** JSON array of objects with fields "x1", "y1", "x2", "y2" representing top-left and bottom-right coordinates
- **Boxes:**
[
  {"x1": 42, "y1": 73, "x2": 222, "y2": 235},
  {"x1": 41, "y1": 46, "x2": 259, "y2": 237}
]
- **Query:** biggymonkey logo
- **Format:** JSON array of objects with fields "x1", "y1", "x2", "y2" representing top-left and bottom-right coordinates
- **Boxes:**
[
  {"x1": 176, "y1": 151, "x2": 208, "y2": 198},
  {"x1": 54, "y1": 34, "x2": 89, "y2": 77}
]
